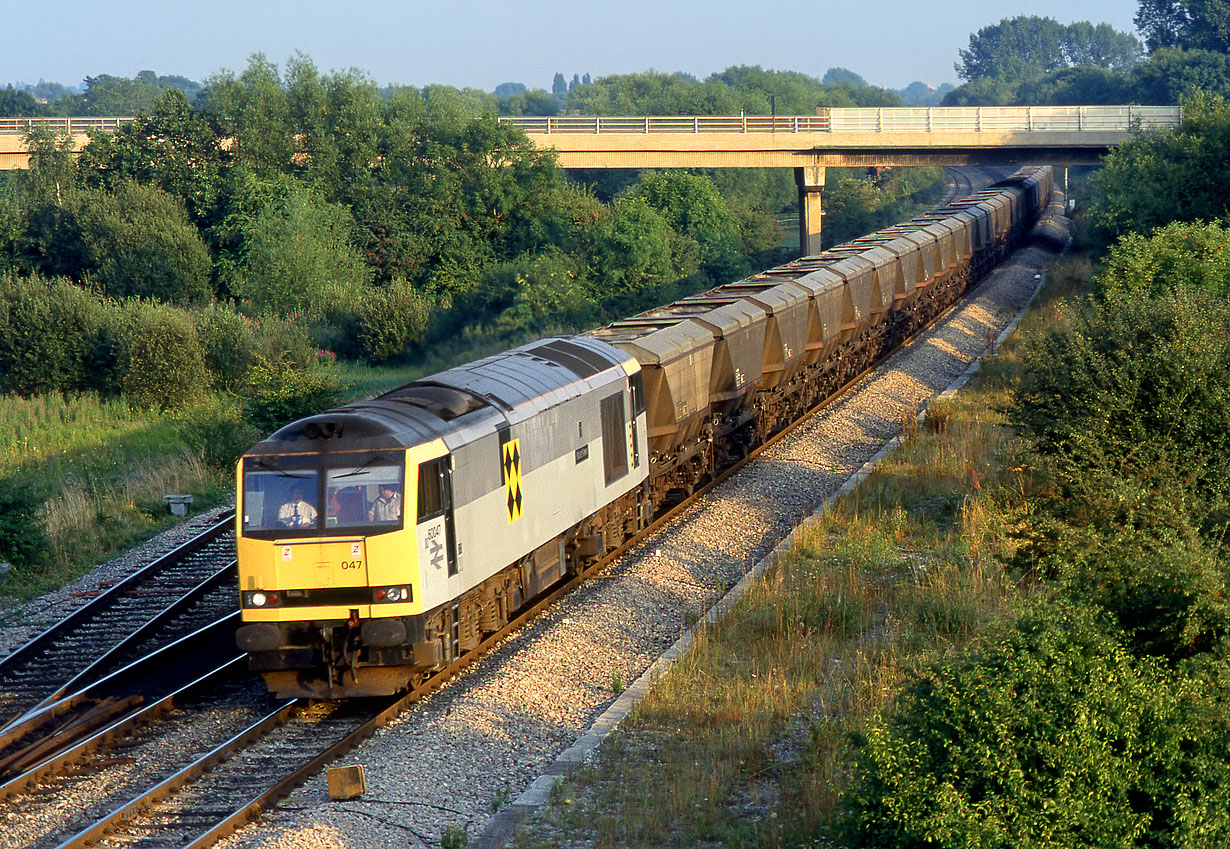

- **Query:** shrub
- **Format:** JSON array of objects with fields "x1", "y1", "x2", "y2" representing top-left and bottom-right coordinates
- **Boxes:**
[
  {"x1": 115, "y1": 302, "x2": 211, "y2": 410},
  {"x1": 171, "y1": 396, "x2": 261, "y2": 470},
  {"x1": 1095, "y1": 219, "x2": 1230, "y2": 298},
  {"x1": 236, "y1": 188, "x2": 371, "y2": 322},
  {"x1": 241, "y1": 356, "x2": 346, "y2": 434},
  {"x1": 0, "y1": 274, "x2": 111, "y2": 395},
  {"x1": 353, "y1": 278, "x2": 431, "y2": 362},
  {"x1": 0, "y1": 476, "x2": 48, "y2": 569},
  {"x1": 193, "y1": 303, "x2": 260, "y2": 392},
  {"x1": 77, "y1": 181, "x2": 214, "y2": 304},
  {"x1": 1010, "y1": 286, "x2": 1230, "y2": 513},
  {"x1": 847, "y1": 602, "x2": 1230, "y2": 847},
  {"x1": 248, "y1": 312, "x2": 319, "y2": 371}
]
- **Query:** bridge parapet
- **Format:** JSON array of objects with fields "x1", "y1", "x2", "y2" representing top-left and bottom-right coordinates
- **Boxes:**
[
  {"x1": 501, "y1": 106, "x2": 1181, "y2": 136},
  {"x1": 0, "y1": 116, "x2": 135, "y2": 135}
]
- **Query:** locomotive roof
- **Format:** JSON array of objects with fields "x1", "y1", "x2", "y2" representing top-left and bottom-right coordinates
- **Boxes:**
[{"x1": 246, "y1": 336, "x2": 634, "y2": 455}]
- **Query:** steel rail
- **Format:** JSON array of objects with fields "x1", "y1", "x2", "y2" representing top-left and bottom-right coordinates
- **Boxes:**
[
  {"x1": 0, "y1": 658, "x2": 249, "y2": 801},
  {"x1": 0, "y1": 513, "x2": 236, "y2": 729},
  {"x1": 24, "y1": 561, "x2": 238, "y2": 716}
]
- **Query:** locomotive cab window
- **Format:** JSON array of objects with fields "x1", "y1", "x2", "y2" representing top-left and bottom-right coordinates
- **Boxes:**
[{"x1": 241, "y1": 454, "x2": 405, "y2": 537}]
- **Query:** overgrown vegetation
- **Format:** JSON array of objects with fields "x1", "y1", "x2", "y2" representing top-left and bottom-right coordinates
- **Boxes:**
[{"x1": 0, "y1": 57, "x2": 947, "y2": 600}]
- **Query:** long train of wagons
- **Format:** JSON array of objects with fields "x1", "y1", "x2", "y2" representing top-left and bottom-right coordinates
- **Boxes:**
[{"x1": 234, "y1": 166, "x2": 1055, "y2": 698}]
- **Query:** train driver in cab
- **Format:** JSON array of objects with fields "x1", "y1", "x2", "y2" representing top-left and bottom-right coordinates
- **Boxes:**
[
  {"x1": 279, "y1": 487, "x2": 318, "y2": 528},
  {"x1": 368, "y1": 483, "x2": 402, "y2": 524}
]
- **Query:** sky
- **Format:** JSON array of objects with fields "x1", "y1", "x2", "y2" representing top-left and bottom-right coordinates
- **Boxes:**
[{"x1": 8, "y1": 1, "x2": 1143, "y2": 94}]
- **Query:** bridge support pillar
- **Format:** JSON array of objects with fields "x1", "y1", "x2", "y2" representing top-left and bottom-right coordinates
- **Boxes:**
[{"x1": 795, "y1": 165, "x2": 825, "y2": 256}]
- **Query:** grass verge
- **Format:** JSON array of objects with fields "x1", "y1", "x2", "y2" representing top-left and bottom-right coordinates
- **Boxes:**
[{"x1": 516, "y1": 251, "x2": 1095, "y2": 849}]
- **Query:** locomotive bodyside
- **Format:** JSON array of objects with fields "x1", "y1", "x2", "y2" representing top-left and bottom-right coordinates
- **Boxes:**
[{"x1": 237, "y1": 338, "x2": 649, "y2": 697}]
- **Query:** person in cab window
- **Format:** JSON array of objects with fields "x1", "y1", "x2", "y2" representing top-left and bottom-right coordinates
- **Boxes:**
[
  {"x1": 279, "y1": 487, "x2": 318, "y2": 528},
  {"x1": 368, "y1": 483, "x2": 402, "y2": 523}
]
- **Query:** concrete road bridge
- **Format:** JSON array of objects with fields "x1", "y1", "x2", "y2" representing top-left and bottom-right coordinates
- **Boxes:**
[
  {"x1": 501, "y1": 105, "x2": 1180, "y2": 253},
  {"x1": 0, "y1": 106, "x2": 1182, "y2": 254}
]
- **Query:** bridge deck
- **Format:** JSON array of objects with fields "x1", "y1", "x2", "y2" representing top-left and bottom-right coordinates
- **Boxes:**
[{"x1": 501, "y1": 106, "x2": 1181, "y2": 168}]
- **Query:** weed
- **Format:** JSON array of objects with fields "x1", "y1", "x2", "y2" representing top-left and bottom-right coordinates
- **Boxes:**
[
  {"x1": 611, "y1": 671, "x2": 624, "y2": 693},
  {"x1": 491, "y1": 786, "x2": 511, "y2": 812},
  {"x1": 440, "y1": 824, "x2": 469, "y2": 849}
]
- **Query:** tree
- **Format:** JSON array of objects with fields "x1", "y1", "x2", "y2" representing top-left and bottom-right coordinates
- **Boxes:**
[
  {"x1": 1016, "y1": 66, "x2": 1135, "y2": 105},
  {"x1": 1010, "y1": 285, "x2": 1230, "y2": 554},
  {"x1": 77, "y1": 181, "x2": 214, "y2": 304},
  {"x1": 1136, "y1": 0, "x2": 1230, "y2": 51},
  {"x1": 1095, "y1": 220, "x2": 1230, "y2": 297},
  {"x1": 237, "y1": 186, "x2": 370, "y2": 322},
  {"x1": 956, "y1": 16, "x2": 1143, "y2": 81},
  {"x1": 552, "y1": 72, "x2": 568, "y2": 96},
  {"x1": 493, "y1": 82, "x2": 526, "y2": 99},
  {"x1": 1131, "y1": 46, "x2": 1230, "y2": 102},
  {"x1": 625, "y1": 172, "x2": 745, "y2": 280},
  {"x1": 77, "y1": 88, "x2": 228, "y2": 225},
  {"x1": 1089, "y1": 93, "x2": 1230, "y2": 241},
  {"x1": 0, "y1": 86, "x2": 45, "y2": 116},
  {"x1": 822, "y1": 67, "x2": 868, "y2": 87}
]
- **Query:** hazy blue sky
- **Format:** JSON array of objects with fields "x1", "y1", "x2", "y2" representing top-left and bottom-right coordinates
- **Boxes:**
[{"x1": 10, "y1": 1, "x2": 1142, "y2": 93}]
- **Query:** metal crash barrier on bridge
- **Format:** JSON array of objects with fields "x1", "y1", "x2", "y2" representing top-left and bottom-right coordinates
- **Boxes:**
[{"x1": 500, "y1": 106, "x2": 1181, "y2": 135}]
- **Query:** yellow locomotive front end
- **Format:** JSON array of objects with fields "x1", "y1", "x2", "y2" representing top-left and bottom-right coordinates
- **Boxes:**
[{"x1": 235, "y1": 437, "x2": 450, "y2": 698}]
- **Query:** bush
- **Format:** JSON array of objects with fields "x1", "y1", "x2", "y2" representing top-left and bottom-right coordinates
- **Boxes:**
[
  {"x1": 236, "y1": 188, "x2": 371, "y2": 322},
  {"x1": 241, "y1": 356, "x2": 346, "y2": 434},
  {"x1": 1095, "y1": 219, "x2": 1230, "y2": 298},
  {"x1": 248, "y1": 311, "x2": 319, "y2": 371},
  {"x1": 353, "y1": 279, "x2": 431, "y2": 362},
  {"x1": 0, "y1": 274, "x2": 112, "y2": 395},
  {"x1": 0, "y1": 476, "x2": 48, "y2": 569},
  {"x1": 847, "y1": 602, "x2": 1230, "y2": 847},
  {"x1": 77, "y1": 181, "x2": 213, "y2": 304},
  {"x1": 171, "y1": 396, "x2": 261, "y2": 470},
  {"x1": 1010, "y1": 286, "x2": 1230, "y2": 512},
  {"x1": 192, "y1": 303, "x2": 260, "y2": 392},
  {"x1": 115, "y1": 302, "x2": 211, "y2": 410}
]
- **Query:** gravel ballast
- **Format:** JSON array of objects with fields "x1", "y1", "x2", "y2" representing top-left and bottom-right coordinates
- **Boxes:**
[
  {"x1": 212, "y1": 229, "x2": 1070, "y2": 849},
  {"x1": 0, "y1": 211, "x2": 1069, "y2": 849}
]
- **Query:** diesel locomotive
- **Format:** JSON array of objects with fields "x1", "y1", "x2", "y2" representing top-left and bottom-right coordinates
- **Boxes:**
[{"x1": 235, "y1": 167, "x2": 1054, "y2": 698}]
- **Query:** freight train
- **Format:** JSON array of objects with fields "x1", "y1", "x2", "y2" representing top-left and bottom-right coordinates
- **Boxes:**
[{"x1": 235, "y1": 167, "x2": 1054, "y2": 698}]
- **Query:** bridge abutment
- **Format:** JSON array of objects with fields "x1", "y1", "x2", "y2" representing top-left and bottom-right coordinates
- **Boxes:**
[{"x1": 795, "y1": 165, "x2": 825, "y2": 257}]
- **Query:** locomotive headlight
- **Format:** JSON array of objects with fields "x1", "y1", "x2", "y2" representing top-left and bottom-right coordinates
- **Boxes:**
[
  {"x1": 374, "y1": 586, "x2": 411, "y2": 603},
  {"x1": 250, "y1": 592, "x2": 267, "y2": 607},
  {"x1": 244, "y1": 591, "x2": 281, "y2": 608}
]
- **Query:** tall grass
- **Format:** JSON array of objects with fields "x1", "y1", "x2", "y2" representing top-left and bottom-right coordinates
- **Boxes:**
[
  {"x1": 0, "y1": 390, "x2": 229, "y2": 602},
  {"x1": 517, "y1": 253, "x2": 1090, "y2": 849}
]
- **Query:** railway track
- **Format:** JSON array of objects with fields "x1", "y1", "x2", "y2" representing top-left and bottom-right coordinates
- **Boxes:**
[{"x1": 0, "y1": 515, "x2": 238, "y2": 729}]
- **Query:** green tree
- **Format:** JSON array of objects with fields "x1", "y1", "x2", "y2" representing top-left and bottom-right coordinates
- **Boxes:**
[
  {"x1": 115, "y1": 301, "x2": 210, "y2": 409},
  {"x1": 77, "y1": 88, "x2": 228, "y2": 225},
  {"x1": 0, "y1": 86, "x2": 45, "y2": 116},
  {"x1": 1089, "y1": 93, "x2": 1230, "y2": 241},
  {"x1": 1131, "y1": 46, "x2": 1230, "y2": 102},
  {"x1": 1136, "y1": 0, "x2": 1230, "y2": 51},
  {"x1": 625, "y1": 171, "x2": 744, "y2": 280},
  {"x1": 237, "y1": 186, "x2": 371, "y2": 322},
  {"x1": 1016, "y1": 66, "x2": 1135, "y2": 105},
  {"x1": 1010, "y1": 285, "x2": 1230, "y2": 547},
  {"x1": 77, "y1": 181, "x2": 214, "y2": 304},
  {"x1": 589, "y1": 196, "x2": 678, "y2": 305},
  {"x1": 957, "y1": 16, "x2": 1142, "y2": 81},
  {"x1": 1095, "y1": 219, "x2": 1230, "y2": 297}
]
